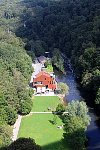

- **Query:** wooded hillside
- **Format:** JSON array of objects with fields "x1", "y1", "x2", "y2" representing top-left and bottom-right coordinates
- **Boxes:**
[
  {"x1": 0, "y1": 0, "x2": 33, "y2": 147},
  {"x1": 0, "y1": 0, "x2": 100, "y2": 148},
  {"x1": 16, "y1": 0, "x2": 100, "y2": 109}
]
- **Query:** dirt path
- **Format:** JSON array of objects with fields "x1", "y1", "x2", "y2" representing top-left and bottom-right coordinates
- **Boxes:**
[{"x1": 12, "y1": 115, "x2": 22, "y2": 141}]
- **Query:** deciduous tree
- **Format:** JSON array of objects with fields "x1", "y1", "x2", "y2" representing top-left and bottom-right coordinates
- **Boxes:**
[{"x1": 57, "y1": 82, "x2": 69, "y2": 95}]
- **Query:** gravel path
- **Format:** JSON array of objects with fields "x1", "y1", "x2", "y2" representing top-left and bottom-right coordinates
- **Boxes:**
[
  {"x1": 30, "y1": 112, "x2": 69, "y2": 114},
  {"x1": 12, "y1": 115, "x2": 22, "y2": 141},
  {"x1": 30, "y1": 112, "x2": 53, "y2": 114}
]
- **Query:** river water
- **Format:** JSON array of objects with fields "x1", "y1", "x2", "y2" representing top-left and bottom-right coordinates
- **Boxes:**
[{"x1": 55, "y1": 61, "x2": 100, "y2": 150}]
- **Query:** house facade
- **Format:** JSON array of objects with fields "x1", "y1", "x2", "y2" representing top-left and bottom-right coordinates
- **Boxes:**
[{"x1": 33, "y1": 71, "x2": 57, "y2": 93}]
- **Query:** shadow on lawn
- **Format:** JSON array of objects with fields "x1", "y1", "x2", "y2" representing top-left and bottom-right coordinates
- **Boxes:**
[
  {"x1": 48, "y1": 120, "x2": 57, "y2": 125},
  {"x1": 41, "y1": 139, "x2": 68, "y2": 150},
  {"x1": 0, "y1": 139, "x2": 68, "y2": 150},
  {"x1": 0, "y1": 138, "x2": 41, "y2": 150}
]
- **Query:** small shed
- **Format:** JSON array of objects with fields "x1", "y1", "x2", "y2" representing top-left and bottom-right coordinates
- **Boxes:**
[{"x1": 38, "y1": 56, "x2": 47, "y2": 64}]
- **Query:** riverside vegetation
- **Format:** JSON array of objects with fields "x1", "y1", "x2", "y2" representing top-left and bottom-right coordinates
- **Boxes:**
[{"x1": 0, "y1": 0, "x2": 99, "y2": 149}]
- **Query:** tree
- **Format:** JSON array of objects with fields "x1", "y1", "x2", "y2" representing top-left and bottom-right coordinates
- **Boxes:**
[
  {"x1": 95, "y1": 88, "x2": 100, "y2": 113},
  {"x1": 0, "y1": 125, "x2": 12, "y2": 148},
  {"x1": 63, "y1": 116, "x2": 87, "y2": 150},
  {"x1": 62, "y1": 101, "x2": 90, "y2": 149},
  {"x1": 81, "y1": 72, "x2": 93, "y2": 90},
  {"x1": 57, "y1": 82, "x2": 69, "y2": 95},
  {"x1": 95, "y1": 88, "x2": 100, "y2": 105},
  {"x1": 45, "y1": 59, "x2": 54, "y2": 73},
  {"x1": 63, "y1": 101, "x2": 91, "y2": 127},
  {"x1": 44, "y1": 59, "x2": 52, "y2": 68},
  {"x1": 5, "y1": 138, "x2": 41, "y2": 150},
  {"x1": 5, "y1": 107, "x2": 17, "y2": 125},
  {"x1": 56, "y1": 103, "x2": 65, "y2": 115},
  {"x1": 52, "y1": 49, "x2": 65, "y2": 72},
  {"x1": 19, "y1": 98, "x2": 33, "y2": 115},
  {"x1": 92, "y1": 69, "x2": 100, "y2": 92},
  {"x1": 34, "y1": 40, "x2": 45, "y2": 56}
]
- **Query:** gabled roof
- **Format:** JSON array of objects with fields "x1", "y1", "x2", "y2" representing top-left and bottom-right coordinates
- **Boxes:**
[
  {"x1": 38, "y1": 56, "x2": 46, "y2": 62},
  {"x1": 35, "y1": 71, "x2": 51, "y2": 78}
]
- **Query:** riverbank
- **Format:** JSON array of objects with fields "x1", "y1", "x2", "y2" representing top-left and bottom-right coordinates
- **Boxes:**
[{"x1": 54, "y1": 64, "x2": 100, "y2": 150}]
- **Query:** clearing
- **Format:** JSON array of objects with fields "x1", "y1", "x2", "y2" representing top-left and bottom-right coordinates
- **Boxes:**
[{"x1": 18, "y1": 96, "x2": 70, "y2": 150}]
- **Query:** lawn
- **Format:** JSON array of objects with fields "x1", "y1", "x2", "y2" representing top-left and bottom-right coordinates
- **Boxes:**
[
  {"x1": 18, "y1": 114, "x2": 69, "y2": 150},
  {"x1": 18, "y1": 96, "x2": 70, "y2": 150},
  {"x1": 31, "y1": 96, "x2": 60, "y2": 112}
]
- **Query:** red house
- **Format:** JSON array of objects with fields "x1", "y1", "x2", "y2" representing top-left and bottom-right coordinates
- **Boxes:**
[{"x1": 33, "y1": 71, "x2": 57, "y2": 93}]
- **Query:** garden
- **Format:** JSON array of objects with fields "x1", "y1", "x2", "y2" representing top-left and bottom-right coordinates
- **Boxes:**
[{"x1": 18, "y1": 96, "x2": 70, "y2": 150}]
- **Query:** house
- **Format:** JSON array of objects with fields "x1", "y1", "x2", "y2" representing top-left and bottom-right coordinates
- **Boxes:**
[
  {"x1": 33, "y1": 71, "x2": 57, "y2": 93},
  {"x1": 38, "y1": 56, "x2": 47, "y2": 64}
]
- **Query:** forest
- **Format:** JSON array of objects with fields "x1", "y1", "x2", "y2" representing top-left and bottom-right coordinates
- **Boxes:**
[
  {"x1": 0, "y1": 0, "x2": 33, "y2": 147},
  {"x1": 16, "y1": 0, "x2": 100, "y2": 110},
  {"x1": 0, "y1": 0, "x2": 100, "y2": 149}
]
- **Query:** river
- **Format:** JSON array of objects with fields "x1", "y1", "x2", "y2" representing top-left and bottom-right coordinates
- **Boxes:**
[{"x1": 55, "y1": 60, "x2": 100, "y2": 150}]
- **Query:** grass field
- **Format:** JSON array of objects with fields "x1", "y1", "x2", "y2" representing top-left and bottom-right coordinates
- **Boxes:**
[
  {"x1": 18, "y1": 96, "x2": 70, "y2": 150},
  {"x1": 31, "y1": 96, "x2": 60, "y2": 112}
]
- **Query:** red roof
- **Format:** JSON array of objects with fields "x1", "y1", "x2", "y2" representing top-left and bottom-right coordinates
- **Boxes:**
[
  {"x1": 33, "y1": 71, "x2": 57, "y2": 90},
  {"x1": 35, "y1": 71, "x2": 51, "y2": 78}
]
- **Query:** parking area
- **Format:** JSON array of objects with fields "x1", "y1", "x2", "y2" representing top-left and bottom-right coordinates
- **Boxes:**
[{"x1": 34, "y1": 91, "x2": 55, "y2": 96}]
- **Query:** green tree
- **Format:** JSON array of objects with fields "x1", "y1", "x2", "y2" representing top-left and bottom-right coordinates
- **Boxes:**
[
  {"x1": 63, "y1": 100, "x2": 90, "y2": 150},
  {"x1": 56, "y1": 103, "x2": 65, "y2": 115},
  {"x1": 52, "y1": 49, "x2": 65, "y2": 72},
  {"x1": 34, "y1": 40, "x2": 45, "y2": 56},
  {"x1": 44, "y1": 59, "x2": 52, "y2": 68},
  {"x1": 19, "y1": 98, "x2": 33, "y2": 115},
  {"x1": 95, "y1": 88, "x2": 100, "y2": 105},
  {"x1": 63, "y1": 116, "x2": 87, "y2": 150},
  {"x1": 57, "y1": 82, "x2": 69, "y2": 95},
  {"x1": 63, "y1": 101, "x2": 91, "y2": 127},
  {"x1": 5, "y1": 107, "x2": 17, "y2": 125},
  {"x1": 95, "y1": 88, "x2": 100, "y2": 114},
  {"x1": 6, "y1": 138, "x2": 41, "y2": 150},
  {"x1": 0, "y1": 125, "x2": 12, "y2": 148}
]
